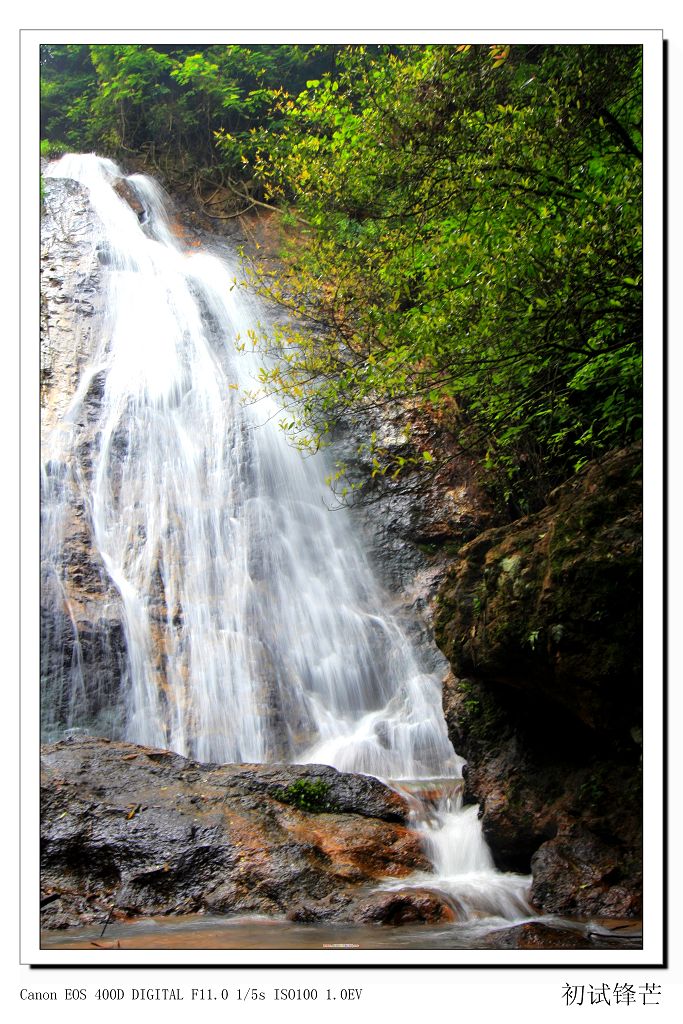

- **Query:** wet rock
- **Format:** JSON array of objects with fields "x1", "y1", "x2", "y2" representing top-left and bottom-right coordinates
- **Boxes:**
[
  {"x1": 435, "y1": 447, "x2": 643, "y2": 918},
  {"x1": 348, "y1": 887, "x2": 457, "y2": 925},
  {"x1": 112, "y1": 177, "x2": 145, "y2": 218},
  {"x1": 530, "y1": 824, "x2": 642, "y2": 918},
  {"x1": 440, "y1": 672, "x2": 642, "y2": 917},
  {"x1": 480, "y1": 922, "x2": 596, "y2": 950},
  {"x1": 478, "y1": 784, "x2": 557, "y2": 876},
  {"x1": 435, "y1": 445, "x2": 642, "y2": 736},
  {"x1": 41, "y1": 737, "x2": 428, "y2": 929},
  {"x1": 286, "y1": 883, "x2": 457, "y2": 927},
  {"x1": 229, "y1": 762, "x2": 410, "y2": 823},
  {"x1": 286, "y1": 893, "x2": 354, "y2": 922},
  {"x1": 481, "y1": 919, "x2": 642, "y2": 950}
]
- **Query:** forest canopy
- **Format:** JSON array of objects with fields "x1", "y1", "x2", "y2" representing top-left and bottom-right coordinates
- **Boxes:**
[{"x1": 41, "y1": 42, "x2": 643, "y2": 516}]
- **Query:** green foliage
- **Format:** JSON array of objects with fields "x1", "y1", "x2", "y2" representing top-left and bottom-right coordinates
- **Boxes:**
[
  {"x1": 278, "y1": 778, "x2": 334, "y2": 812},
  {"x1": 40, "y1": 44, "x2": 99, "y2": 149},
  {"x1": 40, "y1": 139, "x2": 68, "y2": 160},
  {"x1": 40, "y1": 43, "x2": 331, "y2": 182},
  {"x1": 463, "y1": 695, "x2": 481, "y2": 716},
  {"x1": 246, "y1": 43, "x2": 642, "y2": 514}
]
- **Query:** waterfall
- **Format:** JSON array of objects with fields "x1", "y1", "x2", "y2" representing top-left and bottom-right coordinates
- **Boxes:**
[{"x1": 41, "y1": 153, "x2": 532, "y2": 925}]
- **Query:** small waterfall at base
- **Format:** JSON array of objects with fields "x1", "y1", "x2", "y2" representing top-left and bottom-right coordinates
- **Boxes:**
[
  {"x1": 386, "y1": 780, "x2": 532, "y2": 924},
  {"x1": 41, "y1": 153, "x2": 533, "y2": 928}
]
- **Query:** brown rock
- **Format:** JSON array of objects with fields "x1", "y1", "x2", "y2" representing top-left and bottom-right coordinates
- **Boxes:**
[
  {"x1": 348, "y1": 887, "x2": 457, "y2": 926},
  {"x1": 112, "y1": 177, "x2": 145, "y2": 217},
  {"x1": 41, "y1": 737, "x2": 427, "y2": 929},
  {"x1": 530, "y1": 824, "x2": 642, "y2": 918}
]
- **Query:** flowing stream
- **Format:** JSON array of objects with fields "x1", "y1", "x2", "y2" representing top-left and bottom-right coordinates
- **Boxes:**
[{"x1": 41, "y1": 154, "x2": 532, "y2": 928}]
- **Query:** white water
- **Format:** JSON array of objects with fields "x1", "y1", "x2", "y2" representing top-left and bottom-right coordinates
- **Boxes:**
[{"x1": 41, "y1": 153, "x2": 532, "y2": 925}]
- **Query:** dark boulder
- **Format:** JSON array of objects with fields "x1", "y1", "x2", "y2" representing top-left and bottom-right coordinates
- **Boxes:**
[
  {"x1": 435, "y1": 444, "x2": 642, "y2": 737},
  {"x1": 530, "y1": 823, "x2": 642, "y2": 918},
  {"x1": 41, "y1": 737, "x2": 430, "y2": 930},
  {"x1": 348, "y1": 887, "x2": 457, "y2": 925},
  {"x1": 435, "y1": 446, "x2": 643, "y2": 918}
]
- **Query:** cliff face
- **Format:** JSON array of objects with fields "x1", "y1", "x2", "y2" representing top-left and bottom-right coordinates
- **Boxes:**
[
  {"x1": 434, "y1": 445, "x2": 642, "y2": 737},
  {"x1": 41, "y1": 177, "x2": 129, "y2": 738},
  {"x1": 432, "y1": 444, "x2": 643, "y2": 917},
  {"x1": 40, "y1": 174, "x2": 643, "y2": 922}
]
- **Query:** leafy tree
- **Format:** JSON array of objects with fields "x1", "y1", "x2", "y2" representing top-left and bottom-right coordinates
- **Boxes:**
[
  {"x1": 40, "y1": 44, "x2": 99, "y2": 149},
  {"x1": 40, "y1": 43, "x2": 332, "y2": 187},
  {"x1": 246, "y1": 44, "x2": 642, "y2": 514}
]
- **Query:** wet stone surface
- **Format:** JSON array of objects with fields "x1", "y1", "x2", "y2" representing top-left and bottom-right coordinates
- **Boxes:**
[{"x1": 41, "y1": 737, "x2": 438, "y2": 930}]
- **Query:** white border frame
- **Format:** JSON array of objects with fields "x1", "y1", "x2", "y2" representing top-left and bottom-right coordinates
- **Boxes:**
[{"x1": 21, "y1": 27, "x2": 664, "y2": 968}]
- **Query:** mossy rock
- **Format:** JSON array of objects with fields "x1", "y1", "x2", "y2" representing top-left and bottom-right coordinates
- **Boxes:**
[
  {"x1": 276, "y1": 778, "x2": 336, "y2": 813},
  {"x1": 435, "y1": 444, "x2": 642, "y2": 737}
]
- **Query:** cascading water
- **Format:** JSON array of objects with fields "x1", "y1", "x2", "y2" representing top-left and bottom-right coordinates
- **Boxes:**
[{"x1": 41, "y1": 154, "x2": 533, "y2": 927}]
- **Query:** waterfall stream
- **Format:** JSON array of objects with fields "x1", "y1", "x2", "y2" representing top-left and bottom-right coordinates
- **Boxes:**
[{"x1": 41, "y1": 154, "x2": 532, "y2": 927}]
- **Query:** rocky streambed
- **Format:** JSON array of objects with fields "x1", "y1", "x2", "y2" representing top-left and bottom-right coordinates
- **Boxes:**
[
  {"x1": 40, "y1": 737, "x2": 641, "y2": 951},
  {"x1": 41, "y1": 736, "x2": 456, "y2": 931}
]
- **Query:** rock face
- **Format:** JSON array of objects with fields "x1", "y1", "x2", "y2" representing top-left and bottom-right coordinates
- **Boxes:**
[
  {"x1": 435, "y1": 445, "x2": 642, "y2": 736},
  {"x1": 112, "y1": 177, "x2": 145, "y2": 218},
  {"x1": 331, "y1": 402, "x2": 499, "y2": 673},
  {"x1": 41, "y1": 177, "x2": 129, "y2": 740},
  {"x1": 433, "y1": 445, "x2": 643, "y2": 917},
  {"x1": 41, "y1": 176, "x2": 104, "y2": 437},
  {"x1": 41, "y1": 737, "x2": 442, "y2": 930}
]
